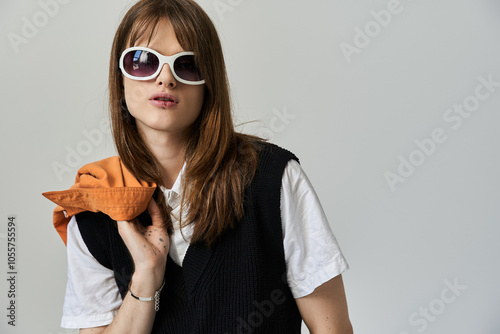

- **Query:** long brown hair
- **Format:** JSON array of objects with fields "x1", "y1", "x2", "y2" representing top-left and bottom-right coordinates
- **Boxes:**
[{"x1": 109, "y1": 0, "x2": 261, "y2": 247}]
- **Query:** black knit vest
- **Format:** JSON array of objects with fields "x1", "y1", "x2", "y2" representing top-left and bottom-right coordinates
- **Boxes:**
[{"x1": 76, "y1": 142, "x2": 302, "y2": 333}]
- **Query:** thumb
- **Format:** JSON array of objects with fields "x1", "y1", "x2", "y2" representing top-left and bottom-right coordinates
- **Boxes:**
[{"x1": 147, "y1": 198, "x2": 163, "y2": 227}]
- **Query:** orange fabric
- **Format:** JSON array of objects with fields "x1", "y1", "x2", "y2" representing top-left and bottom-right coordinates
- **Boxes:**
[{"x1": 42, "y1": 156, "x2": 156, "y2": 246}]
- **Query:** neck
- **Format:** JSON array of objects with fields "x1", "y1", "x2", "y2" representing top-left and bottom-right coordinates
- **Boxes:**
[{"x1": 137, "y1": 126, "x2": 188, "y2": 189}]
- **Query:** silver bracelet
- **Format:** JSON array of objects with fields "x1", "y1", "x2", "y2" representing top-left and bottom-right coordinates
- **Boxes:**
[{"x1": 128, "y1": 278, "x2": 166, "y2": 312}]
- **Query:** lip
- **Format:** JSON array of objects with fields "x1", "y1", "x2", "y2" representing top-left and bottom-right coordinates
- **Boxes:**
[{"x1": 149, "y1": 92, "x2": 179, "y2": 108}]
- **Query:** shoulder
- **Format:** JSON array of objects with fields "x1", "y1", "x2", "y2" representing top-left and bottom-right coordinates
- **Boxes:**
[
  {"x1": 248, "y1": 141, "x2": 300, "y2": 195},
  {"x1": 234, "y1": 134, "x2": 298, "y2": 163},
  {"x1": 255, "y1": 141, "x2": 300, "y2": 167}
]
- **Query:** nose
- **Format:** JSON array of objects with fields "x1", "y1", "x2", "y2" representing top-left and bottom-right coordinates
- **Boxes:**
[{"x1": 156, "y1": 63, "x2": 176, "y2": 88}]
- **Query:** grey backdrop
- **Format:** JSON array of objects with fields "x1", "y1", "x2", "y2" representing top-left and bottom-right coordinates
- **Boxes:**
[{"x1": 1, "y1": 0, "x2": 499, "y2": 333}]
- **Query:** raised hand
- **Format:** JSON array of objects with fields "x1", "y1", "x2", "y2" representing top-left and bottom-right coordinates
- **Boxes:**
[{"x1": 117, "y1": 198, "x2": 169, "y2": 294}]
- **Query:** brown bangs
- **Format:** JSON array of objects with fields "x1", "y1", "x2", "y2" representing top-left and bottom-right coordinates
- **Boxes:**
[{"x1": 126, "y1": 3, "x2": 198, "y2": 53}]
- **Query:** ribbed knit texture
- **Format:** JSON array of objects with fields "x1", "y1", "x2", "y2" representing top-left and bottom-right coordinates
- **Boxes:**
[{"x1": 76, "y1": 142, "x2": 302, "y2": 333}]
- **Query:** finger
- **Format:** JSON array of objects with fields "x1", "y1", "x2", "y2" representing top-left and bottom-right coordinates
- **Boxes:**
[
  {"x1": 147, "y1": 198, "x2": 164, "y2": 227},
  {"x1": 117, "y1": 220, "x2": 157, "y2": 252},
  {"x1": 116, "y1": 219, "x2": 143, "y2": 244}
]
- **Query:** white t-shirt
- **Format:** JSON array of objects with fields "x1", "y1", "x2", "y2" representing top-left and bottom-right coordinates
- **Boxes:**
[{"x1": 61, "y1": 160, "x2": 349, "y2": 329}]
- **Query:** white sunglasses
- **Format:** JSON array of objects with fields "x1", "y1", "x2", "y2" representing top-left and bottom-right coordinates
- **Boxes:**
[{"x1": 119, "y1": 46, "x2": 205, "y2": 85}]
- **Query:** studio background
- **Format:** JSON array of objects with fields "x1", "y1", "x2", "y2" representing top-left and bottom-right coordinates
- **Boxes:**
[{"x1": 1, "y1": 0, "x2": 499, "y2": 333}]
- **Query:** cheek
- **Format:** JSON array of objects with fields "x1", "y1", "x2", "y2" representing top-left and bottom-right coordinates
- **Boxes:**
[
  {"x1": 181, "y1": 87, "x2": 205, "y2": 126},
  {"x1": 190, "y1": 86, "x2": 205, "y2": 112},
  {"x1": 123, "y1": 79, "x2": 149, "y2": 112}
]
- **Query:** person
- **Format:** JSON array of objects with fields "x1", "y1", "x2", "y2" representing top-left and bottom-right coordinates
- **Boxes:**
[{"x1": 45, "y1": 0, "x2": 353, "y2": 332}]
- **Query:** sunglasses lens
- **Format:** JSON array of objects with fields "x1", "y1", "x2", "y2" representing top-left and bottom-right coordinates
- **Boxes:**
[
  {"x1": 174, "y1": 55, "x2": 203, "y2": 82},
  {"x1": 123, "y1": 50, "x2": 159, "y2": 78}
]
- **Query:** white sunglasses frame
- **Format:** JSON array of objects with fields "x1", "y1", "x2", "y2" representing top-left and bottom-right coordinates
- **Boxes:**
[{"x1": 119, "y1": 46, "x2": 205, "y2": 85}]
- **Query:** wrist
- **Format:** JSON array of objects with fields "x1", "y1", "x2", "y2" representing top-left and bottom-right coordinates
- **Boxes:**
[
  {"x1": 131, "y1": 271, "x2": 165, "y2": 296},
  {"x1": 129, "y1": 277, "x2": 166, "y2": 312}
]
